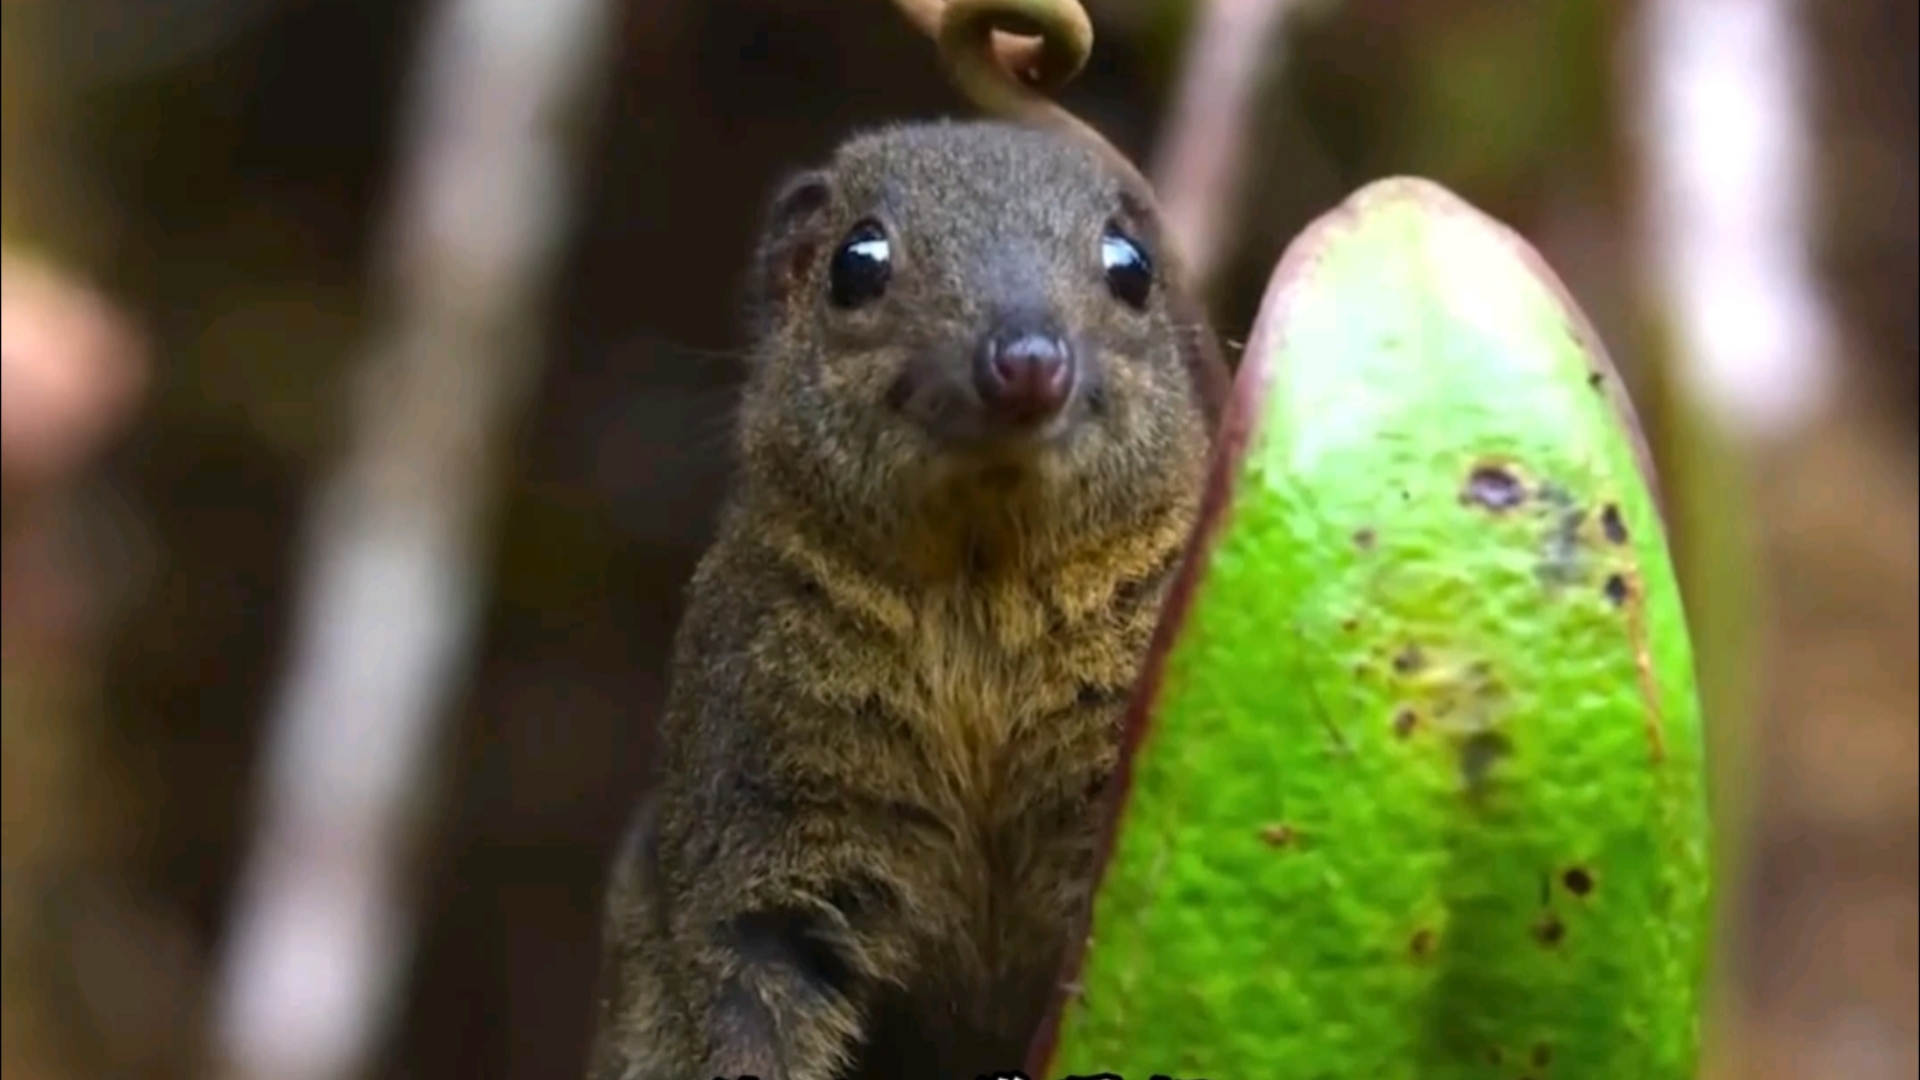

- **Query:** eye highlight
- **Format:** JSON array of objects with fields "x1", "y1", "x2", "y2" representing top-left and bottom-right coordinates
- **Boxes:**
[
  {"x1": 1101, "y1": 224, "x2": 1153, "y2": 310},
  {"x1": 829, "y1": 219, "x2": 892, "y2": 309}
]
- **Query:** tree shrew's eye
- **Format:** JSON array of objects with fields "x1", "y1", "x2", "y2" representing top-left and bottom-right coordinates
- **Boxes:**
[
  {"x1": 829, "y1": 219, "x2": 892, "y2": 309},
  {"x1": 1101, "y1": 223, "x2": 1153, "y2": 310}
]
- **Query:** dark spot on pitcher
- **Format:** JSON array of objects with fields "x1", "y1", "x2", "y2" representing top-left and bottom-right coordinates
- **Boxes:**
[
  {"x1": 1563, "y1": 867, "x2": 1595, "y2": 897},
  {"x1": 1533, "y1": 914, "x2": 1567, "y2": 947},
  {"x1": 1460, "y1": 731, "x2": 1511, "y2": 791},
  {"x1": 1604, "y1": 573, "x2": 1632, "y2": 607},
  {"x1": 1601, "y1": 503, "x2": 1630, "y2": 544},
  {"x1": 1463, "y1": 464, "x2": 1525, "y2": 511}
]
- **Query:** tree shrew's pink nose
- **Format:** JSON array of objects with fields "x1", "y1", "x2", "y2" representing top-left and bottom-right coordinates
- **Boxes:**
[{"x1": 973, "y1": 322, "x2": 1075, "y2": 426}]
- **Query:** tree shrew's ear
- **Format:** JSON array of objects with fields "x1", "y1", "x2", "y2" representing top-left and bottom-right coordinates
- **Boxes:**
[{"x1": 745, "y1": 169, "x2": 837, "y2": 334}]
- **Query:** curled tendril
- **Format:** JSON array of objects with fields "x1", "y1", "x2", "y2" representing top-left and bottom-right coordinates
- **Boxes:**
[{"x1": 888, "y1": 0, "x2": 1153, "y2": 196}]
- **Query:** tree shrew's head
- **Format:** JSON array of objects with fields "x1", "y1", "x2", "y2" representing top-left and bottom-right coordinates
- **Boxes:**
[{"x1": 739, "y1": 121, "x2": 1212, "y2": 559}]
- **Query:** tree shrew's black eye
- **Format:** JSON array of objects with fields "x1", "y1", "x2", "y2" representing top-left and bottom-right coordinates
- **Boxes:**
[
  {"x1": 829, "y1": 219, "x2": 892, "y2": 309},
  {"x1": 1101, "y1": 223, "x2": 1153, "y2": 310}
]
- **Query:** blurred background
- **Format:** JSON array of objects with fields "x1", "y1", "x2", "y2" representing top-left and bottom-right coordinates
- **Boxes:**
[{"x1": 1, "y1": 1, "x2": 1912, "y2": 1079}]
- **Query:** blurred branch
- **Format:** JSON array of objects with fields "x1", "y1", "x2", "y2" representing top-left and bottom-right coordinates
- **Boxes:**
[
  {"x1": 204, "y1": 2, "x2": 623, "y2": 1079},
  {"x1": 1627, "y1": 0, "x2": 1835, "y2": 440},
  {"x1": 1147, "y1": 0, "x2": 1320, "y2": 298},
  {"x1": 1624, "y1": 2, "x2": 1823, "y2": 1076}
]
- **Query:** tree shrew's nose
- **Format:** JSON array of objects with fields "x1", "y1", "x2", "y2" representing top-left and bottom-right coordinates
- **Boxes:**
[{"x1": 973, "y1": 313, "x2": 1075, "y2": 426}]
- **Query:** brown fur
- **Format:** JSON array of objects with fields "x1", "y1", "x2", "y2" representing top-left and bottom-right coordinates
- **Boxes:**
[{"x1": 586, "y1": 120, "x2": 1225, "y2": 1080}]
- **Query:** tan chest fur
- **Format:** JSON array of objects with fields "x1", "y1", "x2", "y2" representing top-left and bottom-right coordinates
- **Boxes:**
[
  {"x1": 904, "y1": 582, "x2": 1066, "y2": 817},
  {"x1": 762, "y1": 511, "x2": 1182, "y2": 819},
  {"x1": 750, "y1": 500, "x2": 1191, "y2": 992},
  {"x1": 886, "y1": 578, "x2": 1127, "y2": 981}
]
